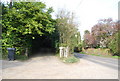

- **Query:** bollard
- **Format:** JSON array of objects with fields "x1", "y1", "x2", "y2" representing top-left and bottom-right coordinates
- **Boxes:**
[{"x1": 59, "y1": 47, "x2": 64, "y2": 58}]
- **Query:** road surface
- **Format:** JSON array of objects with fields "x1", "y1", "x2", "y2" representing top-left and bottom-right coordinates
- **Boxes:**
[
  {"x1": 74, "y1": 53, "x2": 118, "y2": 70},
  {"x1": 2, "y1": 53, "x2": 118, "y2": 79}
]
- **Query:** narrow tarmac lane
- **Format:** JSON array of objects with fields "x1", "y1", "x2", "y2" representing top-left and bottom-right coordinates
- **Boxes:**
[{"x1": 74, "y1": 53, "x2": 118, "y2": 70}]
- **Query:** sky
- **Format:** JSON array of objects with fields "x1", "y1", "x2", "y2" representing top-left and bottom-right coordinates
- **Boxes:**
[{"x1": 2, "y1": 0, "x2": 119, "y2": 39}]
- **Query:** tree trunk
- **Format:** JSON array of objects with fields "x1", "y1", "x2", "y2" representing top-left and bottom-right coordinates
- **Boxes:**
[{"x1": 9, "y1": 0, "x2": 12, "y2": 9}]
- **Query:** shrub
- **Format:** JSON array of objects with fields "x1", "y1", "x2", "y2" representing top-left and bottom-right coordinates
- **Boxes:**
[
  {"x1": 74, "y1": 43, "x2": 82, "y2": 52},
  {"x1": 61, "y1": 56, "x2": 79, "y2": 63},
  {"x1": 83, "y1": 48, "x2": 112, "y2": 56},
  {"x1": 15, "y1": 54, "x2": 28, "y2": 61},
  {"x1": 108, "y1": 31, "x2": 120, "y2": 56},
  {"x1": 59, "y1": 43, "x2": 67, "y2": 47}
]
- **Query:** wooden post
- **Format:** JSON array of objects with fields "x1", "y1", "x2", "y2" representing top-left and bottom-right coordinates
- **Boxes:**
[{"x1": 25, "y1": 48, "x2": 28, "y2": 57}]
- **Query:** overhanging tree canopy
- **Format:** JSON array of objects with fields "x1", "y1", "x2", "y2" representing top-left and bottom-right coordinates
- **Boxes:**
[{"x1": 2, "y1": 2, "x2": 56, "y2": 55}]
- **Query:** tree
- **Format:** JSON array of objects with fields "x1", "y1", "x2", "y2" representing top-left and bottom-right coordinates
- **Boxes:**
[
  {"x1": 91, "y1": 18, "x2": 117, "y2": 48},
  {"x1": 84, "y1": 30, "x2": 90, "y2": 34},
  {"x1": 83, "y1": 18, "x2": 120, "y2": 55},
  {"x1": 2, "y1": 2, "x2": 56, "y2": 56},
  {"x1": 108, "y1": 31, "x2": 120, "y2": 56},
  {"x1": 56, "y1": 9, "x2": 79, "y2": 53},
  {"x1": 107, "y1": 21, "x2": 120, "y2": 56},
  {"x1": 83, "y1": 30, "x2": 96, "y2": 48}
]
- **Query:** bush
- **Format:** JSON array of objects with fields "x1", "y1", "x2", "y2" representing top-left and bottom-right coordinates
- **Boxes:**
[
  {"x1": 61, "y1": 56, "x2": 79, "y2": 63},
  {"x1": 15, "y1": 54, "x2": 28, "y2": 61},
  {"x1": 59, "y1": 43, "x2": 67, "y2": 47},
  {"x1": 83, "y1": 48, "x2": 111, "y2": 56},
  {"x1": 74, "y1": 47, "x2": 79, "y2": 52},
  {"x1": 74, "y1": 43, "x2": 82, "y2": 52},
  {"x1": 108, "y1": 31, "x2": 120, "y2": 56}
]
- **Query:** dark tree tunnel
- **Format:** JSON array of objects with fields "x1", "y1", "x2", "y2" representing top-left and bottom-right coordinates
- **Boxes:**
[{"x1": 30, "y1": 34, "x2": 57, "y2": 57}]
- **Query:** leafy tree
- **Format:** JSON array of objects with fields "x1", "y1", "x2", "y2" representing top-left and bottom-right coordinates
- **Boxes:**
[
  {"x1": 91, "y1": 18, "x2": 118, "y2": 48},
  {"x1": 108, "y1": 31, "x2": 120, "y2": 56},
  {"x1": 84, "y1": 30, "x2": 90, "y2": 34},
  {"x1": 56, "y1": 9, "x2": 79, "y2": 53},
  {"x1": 83, "y1": 18, "x2": 120, "y2": 55},
  {"x1": 107, "y1": 21, "x2": 120, "y2": 56},
  {"x1": 83, "y1": 30, "x2": 96, "y2": 48},
  {"x1": 2, "y1": 2, "x2": 56, "y2": 57}
]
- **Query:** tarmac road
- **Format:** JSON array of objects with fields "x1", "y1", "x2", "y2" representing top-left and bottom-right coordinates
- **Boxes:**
[{"x1": 74, "y1": 53, "x2": 118, "y2": 70}]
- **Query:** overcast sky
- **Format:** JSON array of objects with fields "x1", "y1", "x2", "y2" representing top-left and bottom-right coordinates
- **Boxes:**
[
  {"x1": 3, "y1": 0, "x2": 119, "y2": 39},
  {"x1": 41, "y1": 0, "x2": 119, "y2": 39}
]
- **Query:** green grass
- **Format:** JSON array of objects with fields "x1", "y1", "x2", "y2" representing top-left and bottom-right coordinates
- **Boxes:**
[
  {"x1": 112, "y1": 56, "x2": 120, "y2": 59},
  {"x1": 61, "y1": 56, "x2": 79, "y2": 63},
  {"x1": 56, "y1": 53, "x2": 80, "y2": 63},
  {"x1": 2, "y1": 54, "x2": 28, "y2": 61},
  {"x1": 2, "y1": 54, "x2": 8, "y2": 60},
  {"x1": 55, "y1": 53, "x2": 79, "y2": 64},
  {"x1": 79, "y1": 49, "x2": 120, "y2": 59},
  {"x1": 79, "y1": 51, "x2": 85, "y2": 54},
  {"x1": 15, "y1": 54, "x2": 28, "y2": 61},
  {"x1": 55, "y1": 53, "x2": 60, "y2": 57},
  {"x1": 87, "y1": 53, "x2": 120, "y2": 59}
]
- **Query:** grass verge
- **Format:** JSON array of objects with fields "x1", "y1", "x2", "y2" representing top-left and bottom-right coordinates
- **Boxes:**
[
  {"x1": 2, "y1": 54, "x2": 28, "y2": 61},
  {"x1": 60, "y1": 56, "x2": 79, "y2": 63},
  {"x1": 15, "y1": 54, "x2": 28, "y2": 61},
  {"x1": 112, "y1": 56, "x2": 120, "y2": 59},
  {"x1": 56, "y1": 53, "x2": 79, "y2": 63},
  {"x1": 85, "y1": 53, "x2": 120, "y2": 59},
  {"x1": 79, "y1": 51, "x2": 85, "y2": 54}
]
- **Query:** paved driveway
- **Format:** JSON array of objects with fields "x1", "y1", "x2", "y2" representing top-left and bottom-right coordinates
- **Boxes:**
[{"x1": 2, "y1": 53, "x2": 118, "y2": 79}]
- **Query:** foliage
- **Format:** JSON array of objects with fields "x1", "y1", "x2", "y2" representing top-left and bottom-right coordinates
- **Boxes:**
[
  {"x1": 15, "y1": 54, "x2": 28, "y2": 61},
  {"x1": 77, "y1": 43, "x2": 82, "y2": 51},
  {"x1": 74, "y1": 43, "x2": 82, "y2": 52},
  {"x1": 108, "y1": 31, "x2": 120, "y2": 56},
  {"x1": 83, "y1": 48, "x2": 112, "y2": 56},
  {"x1": 82, "y1": 49, "x2": 120, "y2": 59},
  {"x1": 91, "y1": 18, "x2": 118, "y2": 48},
  {"x1": 83, "y1": 31, "x2": 96, "y2": 48},
  {"x1": 83, "y1": 18, "x2": 119, "y2": 56},
  {"x1": 56, "y1": 9, "x2": 80, "y2": 53},
  {"x1": 61, "y1": 56, "x2": 79, "y2": 63},
  {"x1": 2, "y1": 2, "x2": 56, "y2": 57},
  {"x1": 84, "y1": 30, "x2": 90, "y2": 34},
  {"x1": 112, "y1": 56, "x2": 120, "y2": 59},
  {"x1": 59, "y1": 43, "x2": 67, "y2": 47},
  {"x1": 0, "y1": 33, "x2": 1, "y2": 59},
  {"x1": 79, "y1": 51, "x2": 85, "y2": 54}
]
